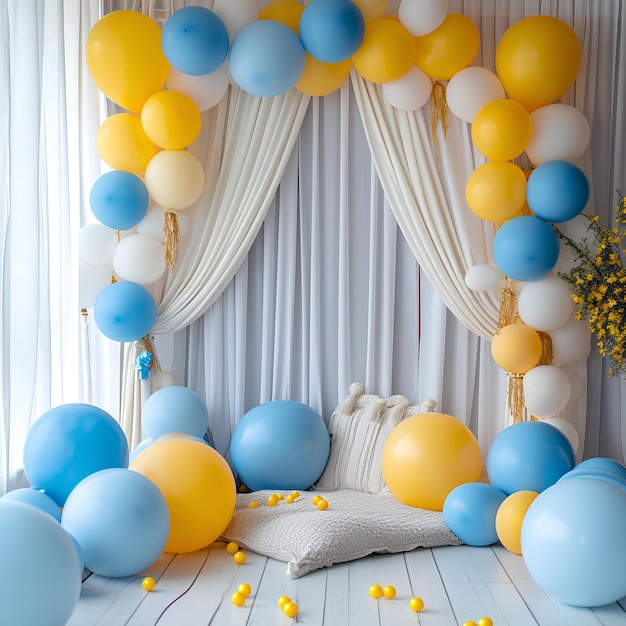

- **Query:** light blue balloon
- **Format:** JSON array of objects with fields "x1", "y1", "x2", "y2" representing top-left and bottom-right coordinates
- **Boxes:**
[
  {"x1": 558, "y1": 467, "x2": 626, "y2": 491},
  {"x1": 0, "y1": 500, "x2": 82, "y2": 626},
  {"x1": 89, "y1": 170, "x2": 149, "y2": 230},
  {"x1": 229, "y1": 21, "x2": 305, "y2": 97},
  {"x1": 230, "y1": 400, "x2": 330, "y2": 491},
  {"x1": 162, "y1": 6, "x2": 229, "y2": 76},
  {"x1": 300, "y1": 0, "x2": 365, "y2": 63},
  {"x1": 526, "y1": 161, "x2": 590, "y2": 223},
  {"x1": 1, "y1": 487, "x2": 61, "y2": 522},
  {"x1": 94, "y1": 281, "x2": 157, "y2": 343},
  {"x1": 521, "y1": 478, "x2": 626, "y2": 607},
  {"x1": 575, "y1": 456, "x2": 626, "y2": 481},
  {"x1": 129, "y1": 437, "x2": 155, "y2": 465},
  {"x1": 141, "y1": 386, "x2": 209, "y2": 439},
  {"x1": 493, "y1": 215, "x2": 560, "y2": 281},
  {"x1": 61, "y1": 468, "x2": 169, "y2": 578},
  {"x1": 487, "y1": 421, "x2": 575, "y2": 495},
  {"x1": 23, "y1": 403, "x2": 129, "y2": 507},
  {"x1": 443, "y1": 482, "x2": 507, "y2": 546}
]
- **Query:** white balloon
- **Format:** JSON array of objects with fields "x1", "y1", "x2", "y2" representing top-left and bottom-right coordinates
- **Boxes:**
[
  {"x1": 112, "y1": 234, "x2": 166, "y2": 285},
  {"x1": 517, "y1": 274, "x2": 575, "y2": 331},
  {"x1": 446, "y1": 67, "x2": 506, "y2": 124},
  {"x1": 167, "y1": 63, "x2": 229, "y2": 112},
  {"x1": 79, "y1": 224, "x2": 118, "y2": 266},
  {"x1": 398, "y1": 0, "x2": 448, "y2": 37},
  {"x1": 136, "y1": 207, "x2": 166, "y2": 243},
  {"x1": 213, "y1": 0, "x2": 257, "y2": 42},
  {"x1": 549, "y1": 317, "x2": 592, "y2": 367},
  {"x1": 526, "y1": 104, "x2": 590, "y2": 165},
  {"x1": 464, "y1": 264, "x2": 503, "y2": 292},
  {"x1": 523, "y1": 365, "x2": 571, "y2": 418},
  {"x1": 562, "y1": 365, "x2": 585, "y2": 401},
  {"x1": 540, "y1": 417, "x2": 580, "y2": 455},
  {"x1": 79, "y1": 262, "x2": 112, "y2": 309},
  {"x1": 382, "y1": 66, "x2": 432, "y2": 111}
]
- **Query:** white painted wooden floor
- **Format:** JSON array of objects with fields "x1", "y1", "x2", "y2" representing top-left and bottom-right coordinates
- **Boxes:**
[{"x1": 69, "y1": 542, "x2": 626, "y2": 626}]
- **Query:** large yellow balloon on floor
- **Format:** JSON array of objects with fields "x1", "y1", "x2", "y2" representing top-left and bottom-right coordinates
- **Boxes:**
[
  {"x1": 86, "y1": 11, "x2": 170, "y2": 114},
  {"x1": 491, "y1": 323, "x2": 542, "y2": 374},
  {"x1": 258, "y1": 0, "x2": 304, "y2": 34},
  {"x1": 130, "y1": 439, "x2": 236, "y2": 554},
  {"x1": 296, "y1": 54, "x2": 351, "y2": 97},
  {"x1": 382, "y1": 413, "x2": 482, "y2": 511},
  {"x1": 495, "y1": 490, "x2": 539, "y2": 554},
  {"x1": 495, "y1": 15, "x2": 581, "y2": 112}
]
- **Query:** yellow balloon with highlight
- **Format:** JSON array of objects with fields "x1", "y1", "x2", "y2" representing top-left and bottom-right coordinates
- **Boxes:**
[
  {"x1": 465, "y1": 162, "x2": 527, "y2": 222},
  {"x1": 491, "y1": 323, "x2": 542, "y2": 374},
  {"x1": 382, "y1": 412, "x2": 482, "y2": 511},
  {"x1": 414, "y1": 13, "x2": 480, "y2": 80},
  {"x1": 96, "y1": 113, "x2": 158, "y2": 175},
  {"x1": 352, "y1": 18, "x2": 417, "y2": 84},
  {"x1": 471, "y1": 99, "x2": 533, "y2": 162},
  {"x1": 141, "y1": 90, "x2": 202, "y2": 151},
  {"x1": 130, "y1": 438, "x2": 237, "y2": 554},
  {"x1": 86, "y1": 10, "x2": 169, "y2": 114},
  {"x1": 495, "y1": 490, "x2": 539, "y2": 554},
  {"x1": 296, "y1": 54, "x2": 351, "y2": 97},
  {"x1": 352, "y1": 0, "x2": 388, "y2": 21},
  {"x1": 495, "y1": 15, "x2": 582, "y2": 112},
  {"x1": 258, "y1": 0, "x2": 304, "y2": 34}
]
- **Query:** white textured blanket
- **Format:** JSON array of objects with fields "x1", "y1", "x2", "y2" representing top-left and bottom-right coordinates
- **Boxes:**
[{"x1": 221, "y1": 489, "x2": 462, "y2": 578}]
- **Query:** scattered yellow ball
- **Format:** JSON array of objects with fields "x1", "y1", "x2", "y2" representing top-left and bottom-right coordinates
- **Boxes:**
[
  {"x1": 369, "y1": 584, "x2": 384, "y2": 599},
  {"x1": 238, "y1": 484, "x2": 248, "y2": 492},
  {"x1": 226, "y1": 542, "x2": 239, "y2": 555},
  {"x1": 409, "y1": 596, "x2": 424, "y2": 612},
  {"x1": 278, "y1": 595, "x2": 291, "y2": 609},
  {"x1": 291, "y1": 491, "x2": 300, "y2": 499},
  {"x1": 141, "y1": 577, "x2": 156, "y2": 592},
  {"x1": 383, "y1": 585, "x2": 396, "y2": 599},
  {"x1": 233, "y1": 551, "x2": 247, "y2": 565},
  {"x1": 312, "y1": 495, "x2": 322, "y2": 505},
  {"x1": 285, "y1": 495, "x2": 294, "y2": 504},
  {"x1": 231, "y1": 591, "x2": 246, "y2": 607},
  {"x1": 248, "y1": 501, "x2": 260, "y2": 509},
  {"x1": 267, "y1": 494, "x2": 279, "y2": 506},
  {"x1": 238, "y1": 582, "x2": 252, "y2": 597},
  {"x1": 283, "y1": 601, "x2": 299, "y2": 618},
  {"x1": 478, "y1": 619, "x2": 493, "y2": 626},
  {"x1": 464, "y1": 622, "x2": 478, "y2": 626},
  {"x1": 316, "y1": 498, "x2": 328, "y2": 510}
]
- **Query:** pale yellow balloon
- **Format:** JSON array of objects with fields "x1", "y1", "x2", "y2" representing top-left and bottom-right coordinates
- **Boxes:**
[
  {"x1": 491, "y1": 323, "x2": 542, "y2": 374},
  {"x1": 296, "y1": 54, "x2": 351, "y2": 97},
  {"x1": 258, "y1": 0, "x2": 304, "y2": 34},
  {"x1": 495, "y1": 490, "x2": 539, "y2": 554},
  {"x1": 352, "y1": 0, "x2": 388, "y2": 21}
]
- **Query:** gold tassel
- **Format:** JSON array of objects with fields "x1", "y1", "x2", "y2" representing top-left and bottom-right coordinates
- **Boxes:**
[
  {"x1": 537, "y1": 331, "x2": 554, "y2": 366},
  {"x1": 507, "y1": 373, "x2": 525, "y2": 424},
  {"x1": 163, "y1": 209, "x2": 180, "y2": 272},
  {"x1": 497, "y1": 284, "x2": 518, "y2": 330},
  {"x1": 430, "y1": 80, "x2": 448, "y2": 151}
]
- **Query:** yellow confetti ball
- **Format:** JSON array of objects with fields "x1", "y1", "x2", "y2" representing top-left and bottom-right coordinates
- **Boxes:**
[
  {"x1": 478, "y1": 619, "x2": 493, "y2": 626},
  {"x1": 383, "y1": 585, "x2": 396, "y2": 599},
  {"x1": 316, "y1": 498, "x2": 328, "y2": 510},
  {"x1": 267, "y1": 494, "x2": 279, "y2": 506},
  {"x1": 291, "y1": 491, "x2": 300, "y2": 499},
  {"x1": 312, "y1": 495, "x2": 322, "y2": 505},
  {"x1": 285, "y1": 495, "x2": 294, "y2": 504},
  {"x1": 276, "y1": 494, "x2": 284, "y2": 500},
  {"x1": 238, "y1": 582, "x2": 252, "y2": 597},
  {"x1": 409, "y1": 596, "x2": 425, "y2": 612},
  {"x1": 226, "y1": 542, "x2": 239, "y2": 554},
  {"x1": 233, "y1": 551, "x2": 247, "y2": 565},
  {"x1": 464, "y1": 622, "x2": 478, "y2": 626},
  {"x1": 369, "y1": 584, "x2": 384, "y2": 599},
  {"x1": 248, "y1": 501, "x2": 260, "y2": 509},
  {"x1": 278, "y1": 595, "x2": 291, "y2": 609},
  {"x1": 283, "y1": 601, "x2": 299, "y2": 618},
  {"x1": 142, "y1": 577, "x2": 156, "y2": 592},
  {"x1": 231, "y1": 591, "x2": 246, "y2": 607}
]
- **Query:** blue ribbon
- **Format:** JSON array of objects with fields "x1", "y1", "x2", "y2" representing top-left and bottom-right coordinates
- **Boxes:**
[{"x1": 135, "y1": 350, "x2": 153, "y2": 380}]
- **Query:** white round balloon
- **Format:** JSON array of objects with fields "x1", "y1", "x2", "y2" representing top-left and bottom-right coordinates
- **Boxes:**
[
  {"x1": 464, "y1": 264, "x2": 503, "y2": 292},
  {"x1": 398, "y1": 0, "x2": 448, "y2": 37},
  {"x1": 382, "y1": 66, "x2": 432, "y2": 111},
  {"x1": 523, "y1": 365, "x2": 572, "y2": 418},
  {"x1": 79, "y1": 224, "x2": 118, "y2": 266},
  {"x1": 517, "y1": 274, "x2": 575, "y2": 331},
  {"x1": 446, "y1": 67, "x2": 506, "y2": 124},
  {"x1": 136, "y1": 207, "x2": 166, "y2": 243},
  {"x1": 167, "y1": 63, "x2": 229, "y2": 112},
  {"x1": 540, "y1": 417, "x2": 579, "y2": 455},
  {"x1": 112, "y1": 234, "x2": 166, "y2": 285},
  {"x1": 212, "y1": 0, "x2": 257, "y2": 42},
  {"x1": 549, "y1": 317, "x2": 592, "y2": 367}
]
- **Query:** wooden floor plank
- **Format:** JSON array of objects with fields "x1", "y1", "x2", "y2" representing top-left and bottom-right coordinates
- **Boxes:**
[{"x1": 434, "y1": 545, "x2": 509, "y2": 584}]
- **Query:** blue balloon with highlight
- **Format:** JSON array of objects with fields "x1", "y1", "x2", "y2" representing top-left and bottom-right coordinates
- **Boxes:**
[
  {"x1": 89, "y1": 170, "x2": 149, "y2": 230},
  {"x1": 1, "y1": 488, "x2": 61, "y2": 522}
]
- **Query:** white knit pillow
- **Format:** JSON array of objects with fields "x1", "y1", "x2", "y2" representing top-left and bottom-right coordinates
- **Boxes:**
[{"x1": 314, "y1": 383, "x2": 436, "y2": 494}]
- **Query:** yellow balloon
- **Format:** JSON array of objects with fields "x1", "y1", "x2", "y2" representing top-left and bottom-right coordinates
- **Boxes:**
[
  {"x1": 491, "y1": 323, "x2": 542, "y2": 374},
  {"x1": 296, "y1": 54, "x2": 351, "y2": 97},
  {"x1": 86, "y1": 11, "x2": 169, "y2": 114},
  {"x1": 465, "y1": 162, "x2": 527, "y2": 222},
  {"x1": 352, "y1": 0, "x2": 388, "y2": 21},
  {"x1": 495, "y1": 490, "x2": 539, "y2": 554},
  {"x1": 382, "y1": 413, "x2": 482, "y2": 511},
  {"x1": 352, "y1": 18, "x2": 417, "y2": 84},
  {"x1": 414, "y1": 13, "x2": 480, "y2": 80},
  {"x1": 141, "y1": 90, "x2": 202, "y2": 151},
  {"x1": 258, "y1": 0, "x2": 304, "y2": 34},
  {"x1": 495, "y1": 16, "x2": 581, "y2": 112},
  {"x1": 144, "y1": 150, "x2": 205, "y2": 210},
  {"x1": 471, "y1": 99, "x2": 533, "y2": 162},
  {"x1": 96, "y1": 113, "x2": 158, "y2": 175},
  {"x1": 130, "y1": 439, "x2": 236, "y2": 554}
]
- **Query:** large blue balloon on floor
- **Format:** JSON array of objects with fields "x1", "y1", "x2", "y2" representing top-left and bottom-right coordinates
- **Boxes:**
[
  {"x1": 493, "y1": 215, "x2": 560, "y2": 281},
  {"x1": 0, "y1": 500, "x2": 82, "y2": 626},
  {"x1": 94, "y1": 280, "x2": 157, "y2": 342},
  {"x1": 522, "y1": 478, "x2": 626, "y2": 607},
  {"x1": 61, "y1": 468, "x2": 169, "y2": 578},
  {"x1": 1, "y1": 487, "x2": 61, "y2": 522},
  {"x1": 230, "y1": 400, "x2": 330, "y2": 491},
  {"x1": 89, "y1": 170, "x2": 149, "y2": 230},
  {"x1": 487, "y1": 421, "x2": 575, "y2": 495},
  {"x1": 23, "y1": 403, "x2": 129, "y2": 506}
]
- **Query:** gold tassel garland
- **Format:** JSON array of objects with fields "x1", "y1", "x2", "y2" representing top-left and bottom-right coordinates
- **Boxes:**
[
  {"x1": 497, "y1": 284, "x2": 518, "y2": 330},
  {"x1": 537, "y1": 331, "x2": 554, "y2": 366},
  {"x1": 164, "y1": 209, "x2": 180, "y2": 272},
  {"x1": 507, "y1": 373, "x2": 525, "y2": 424},
  {"x1": 430, "y1": 80, "x2": 448, "y2": 151}
]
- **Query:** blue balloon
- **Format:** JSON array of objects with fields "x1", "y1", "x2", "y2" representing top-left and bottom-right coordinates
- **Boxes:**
[
  {"x1": 94, "y1": 281, "x2": 157, "y2": 343},
  {"x1": 443, "y1": 482, "x2": 507, "y2": 546},
  {"x1": 521, "y1": 478, "x2": 626, "y2": 607},
  {"x1": 558, "y1": 466, "x2": 626, "y2": 491},
  {"x1": 23, "y1": 403, "x2": 129, "y2": 507},
  {"x1": 526, "y1": 161, "x2": 590, "y2": 223},
  {"x1": 61, "y1": 468, "x2": 169, "y2": 578},
  {"x1": 89, "y1": 170, "x2": 149, "y2": 230},
  {"x1": 229, "y1": 21, "x2": 305, "y2": 97},
  {"x1": 0, "y1": 500, "x2": 82, "y2": 626},
  {"x1": 487, "y1": 421, "x2": 575, "y2": 495},
  {"x1": 493, "y1": 215, "x2": 560, "y2": 281},
  {"x1": 575, "y1": 456, "x2": 626, "y2": 481},
  {"x1": 129, "y1": 437, "x2": 155, "y2": 465},
  {"x1": 300, "y1": 0, "x2": 365, "y2": 63},
  {"x1": 161, "y1": 6, "x2": 229, "y2": 76},
  {"x1": 230, "y1": 400, "x2": 330, "y2": 491},
  {"x1": 1, "y1": 488, "x2": 61, "y2": 522},
  {"x1": 141, "y1": 386, "x2": 209, "y2": 439}
]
